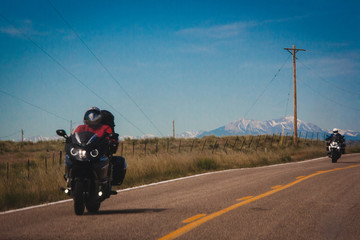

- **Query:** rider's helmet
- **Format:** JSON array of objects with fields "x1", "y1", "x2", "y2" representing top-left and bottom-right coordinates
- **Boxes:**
[
  {"x1": 84, "y1": 107, "x2": 102, "y2": 126},
  {"x1": 332, "y1": 128, "x2": 339, "y2": 134}
]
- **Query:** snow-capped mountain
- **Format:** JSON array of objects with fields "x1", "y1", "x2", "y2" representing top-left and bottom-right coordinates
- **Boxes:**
[
  {"x1": 197, "y1": 116, "x2": 323, "y2": 137},
  {"x1": 191, "y1": 116, "x2": 360, "y2": 140}
]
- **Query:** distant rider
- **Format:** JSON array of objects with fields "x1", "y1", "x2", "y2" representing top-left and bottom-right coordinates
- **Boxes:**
[{"x1": 326, "y1": 128, "x2": 345, "y2": 154}]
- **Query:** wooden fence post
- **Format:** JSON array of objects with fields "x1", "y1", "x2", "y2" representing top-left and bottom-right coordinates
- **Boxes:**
[
  {"x1": 178, "y1": 140, "x2": 181, "y2": 153},
  {"x1": 223, "y1": 139, "x2": 228, "y2": 152},
  {"x1": 59, "y1": 151, "x2": 62, "y2": 168},
  {"x1": 133, "y1": 141, "x2": 135, "y2": 155},
  {"x1": 45, "y1": 157, "x2": 47, "y2": 173},
  {"x1": 201, "y1": 140, "x2": 207, "y2": 153},
  {"x1": 212, "y1": 140, "x2": 218, "y2": 154},
  {"x1": 28, "y1": 159, "x2": 30, "y2": 179},
  {"x1": 167, "y1": 139, "x2": 170, "y2": 153},
  {"x1": 190, "y1": 140, "x2": 195, "y2": 152},
  {"x1": 240, "y1": 137, "x2": 246, "y2": 151},
  {"x1": 7, "y1": 162, "x2": 9, "y2": 179}
]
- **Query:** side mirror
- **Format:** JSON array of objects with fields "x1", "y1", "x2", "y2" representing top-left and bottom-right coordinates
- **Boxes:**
[
  {"x1": 109, "y1": 133, "x2": 119, "y2": 140},
  {"x1": 56, "y1": 129, "x2": 69, "y2": 139}
]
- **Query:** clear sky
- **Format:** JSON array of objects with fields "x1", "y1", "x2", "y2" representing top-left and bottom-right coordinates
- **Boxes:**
[{"x1": 0, "y1": 0, "x2": 359, "y2": 140}]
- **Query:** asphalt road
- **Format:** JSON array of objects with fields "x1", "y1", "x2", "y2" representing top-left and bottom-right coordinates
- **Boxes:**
[{"x1": 1, "y1": 153, "x2": 360, "y2": 240}]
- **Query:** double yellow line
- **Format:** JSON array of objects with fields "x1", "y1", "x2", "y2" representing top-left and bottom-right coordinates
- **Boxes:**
[{"x1": 159, "y1": 164, "x2": 360, "y2": 240}]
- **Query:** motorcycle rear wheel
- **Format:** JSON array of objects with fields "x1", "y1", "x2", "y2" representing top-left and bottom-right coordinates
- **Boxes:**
[{"x1": 74, "y1": 181, "x2": 85, "y2": 215}]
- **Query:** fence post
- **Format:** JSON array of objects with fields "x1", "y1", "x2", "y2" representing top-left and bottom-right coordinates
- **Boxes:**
[
  {"x1": 233, "y1": 137, "x2": 239, "y2": 148},
  {"x1": 45, "y1": 157, "x2": 47, "y2": 173},
  {"x1": 167, "y1": 139, "x2": 170, "y2": 153},
  {"x1": 223, "y1": 139, "x2": 228, "y2": 152},
  {"x1": 178, "y1": 140, "x2": 181, "y2": 153},
  {"x1": 212, "y1": 140, "x2": 218, "y2": 154},
  {"x1": 7, "y1": 162, "x2": 9, "y2": 179},
  {"x1": 28, "y1": 159, "x2": 30, "y2": 179},
  {"x1": 201, "y1": 140, "x2": 207, "y2": 153},
  {"x1": 59, "y1": 151, "x2": 62, "y2": 168},
  {"x1": 144, "y1": 142, "x2": 147, "y2": 155},
  {"x1": 133, "y1": 141, "x2": 135, "y2": 155},
  {"x1": 190, "y1": 140, "x2": 195, "y2": 152},
  {"x1": 248, "y1": 136, "x2": 253, "y2": 149},
  {"x1": 240, "y1": 137, "x2": 246, "y2": 151}
]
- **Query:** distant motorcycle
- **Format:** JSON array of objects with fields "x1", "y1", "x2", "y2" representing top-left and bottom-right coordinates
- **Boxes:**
[
  {"x1": 56, "y1": 129, "x2": 118, "y2": 215},
  {"x1": 327, "y1": 139, "x2": 342, "y2": 163}
]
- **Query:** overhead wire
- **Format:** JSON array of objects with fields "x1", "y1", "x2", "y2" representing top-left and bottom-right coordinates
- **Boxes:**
[
  {"x1": 244, "y1": 54, "x2": 291, "y2": 118},
  {"x1": 298, "y1": 78, "x2": 360, "y2": 112},
  {"x1": 47, "y1": 0, "x2": 164, "y2": 137},
  {"x1": 0, "y1": 89, "x2": 70, "y2": 122},
  {"x1": 0, "y1": 130, "x2": 21, "y2": 140},
  {"x1": 0, "y1": 12, "x2": 147, "y2": 136},
  {"x1": 297, "y1": 59, "x2": 359, "y2": 96}
]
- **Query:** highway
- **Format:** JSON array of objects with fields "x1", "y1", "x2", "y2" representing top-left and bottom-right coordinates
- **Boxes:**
[{"x1": 1, "y1": 153, "x2": 360, "y2": 240}]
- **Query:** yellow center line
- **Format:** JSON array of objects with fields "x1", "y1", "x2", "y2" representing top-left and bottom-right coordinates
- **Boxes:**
[
  {"x1": 271, "y1": 185, "x2": 283, "y2": 189},
  {"x1": 182, "y1": 214, "x2": 207, "y2": 223},
  {"x1": 237, "y1": 196, "x2": 254, "y2": 201},
  {"x1": 158, "y1": 164, "x2": 360, "y2": 240}
]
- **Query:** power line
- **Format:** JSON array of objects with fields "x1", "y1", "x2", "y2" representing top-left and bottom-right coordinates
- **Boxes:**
[
  {"x1": 0, "y1": 12, "x2": 147, "y2": 136},
  {"x1": 47, "y1": 0, "x2": 164, "y2": 137},
  {"x1": 244, "y1": 54, "x2": 291, "y2": 118},
  {"x1": 0, "y1": 130, "x2": 21, "y2": 140},
  {"x1": 0, "y1": 89, "x2": 71, "y2": 122},
  {"x1": 299, "y1": 78, "x2": 360, "y2": 112},
  {"x1": 297, "y1": 59, "x2": 360, "y2": 96}
]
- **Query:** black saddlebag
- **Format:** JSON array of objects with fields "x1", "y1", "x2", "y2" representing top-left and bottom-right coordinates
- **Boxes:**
[{"x1": 111, "y1": 156, "x2": 127, "y2": 186}]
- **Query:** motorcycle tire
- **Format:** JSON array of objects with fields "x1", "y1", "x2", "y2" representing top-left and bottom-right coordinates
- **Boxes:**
[
  {"x1": 74, "y1": 181, "x2": 85, "y2": 215},
  {"x1": 86, "y1": 202, "x2": 100, "y2": 213},
  {"x1": 332, "y1": 157, "x2": 338, "y2": 163}
]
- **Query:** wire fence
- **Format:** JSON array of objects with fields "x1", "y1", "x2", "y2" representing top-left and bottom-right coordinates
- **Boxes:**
[{"x1": 1, "y1": 133, "x2": 359, "y2": 180}]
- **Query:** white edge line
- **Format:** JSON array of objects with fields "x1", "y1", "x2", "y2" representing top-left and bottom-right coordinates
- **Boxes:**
[{"x1": 1, "y1": 154, "x2": 356, "y2": 215}]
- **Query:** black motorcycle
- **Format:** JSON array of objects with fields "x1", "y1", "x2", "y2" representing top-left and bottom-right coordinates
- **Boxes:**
[
  {"x1": 327, "y1": 139, "x2": 342, "y2": 163},
  {"x1": 56, "y1": 129, "x2": 118, "y2": 215}
]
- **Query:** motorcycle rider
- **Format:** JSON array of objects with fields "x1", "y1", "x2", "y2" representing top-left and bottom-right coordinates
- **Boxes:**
[
  {"x1": 74, "y1": 107, "x2": 118, "y2": 152},
  {"x1": 74, "y1": 107, "x2": 126, "y2": 185},
  {"x1": 326, "y1": 128, "x2": 346, "y2": 155}
]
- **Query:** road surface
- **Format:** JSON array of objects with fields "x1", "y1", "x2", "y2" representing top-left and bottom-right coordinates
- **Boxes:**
[{"x1": 1, "y1": 153, "x2": 360, "y2": 240}]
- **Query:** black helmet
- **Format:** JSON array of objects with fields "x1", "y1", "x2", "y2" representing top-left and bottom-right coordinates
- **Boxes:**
[{"x1": 84, "y1": 107, "x2": 102, "y2": 126}]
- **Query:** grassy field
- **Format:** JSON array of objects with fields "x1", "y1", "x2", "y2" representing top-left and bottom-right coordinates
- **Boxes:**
[{"x1": 1, "y1": 136, "x2": 359, "y2": 211}]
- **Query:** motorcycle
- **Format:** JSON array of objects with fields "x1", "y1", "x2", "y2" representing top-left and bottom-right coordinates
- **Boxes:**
[
  {"x1": 56, "y1": 129, "x2": 118, "y2": 215},
  {"x1": 327, "y1": 140, "x2": 342, "y2": 163}
]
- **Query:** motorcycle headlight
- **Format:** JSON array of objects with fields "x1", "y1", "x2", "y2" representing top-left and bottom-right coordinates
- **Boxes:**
[
  {"x1": 70, "y1": 147, "x2": 87, "y2": 159},
  {"x1": 70, "y1": 147, "x2": 78, "y2": 156},
  {"x1": 90, "y1": 149, "x2": 99, "y2": 157}
]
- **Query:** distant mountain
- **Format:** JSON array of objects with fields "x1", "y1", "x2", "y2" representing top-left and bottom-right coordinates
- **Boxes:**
[
  {"x1": 184, "y1": 116, "x2": 360, "y2": 141},
  {"x1": 10, "y1": 116, "x2": 360, "y2": 142},
  {"x1": 24, "y1": 136, "x2": 62, "y2": 142}
]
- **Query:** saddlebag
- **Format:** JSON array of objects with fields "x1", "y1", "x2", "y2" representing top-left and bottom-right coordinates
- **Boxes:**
[{"x1": 111, "y1": 156, "x2": 127, "y2": 186}]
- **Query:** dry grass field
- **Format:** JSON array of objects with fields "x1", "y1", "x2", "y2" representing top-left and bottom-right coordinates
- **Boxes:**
[{"x1": 1, "y1": 135, "x2": 359, "y2": 211}]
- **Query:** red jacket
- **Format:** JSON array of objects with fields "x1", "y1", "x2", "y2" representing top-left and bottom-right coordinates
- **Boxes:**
[{"x1": 74, "y1": 124, "x2": 113, "y2": 138}]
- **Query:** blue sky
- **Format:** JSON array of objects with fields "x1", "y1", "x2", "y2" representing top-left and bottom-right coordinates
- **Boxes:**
[{"x1": 0, "y1": 0, "x2": 359, "y2": 140}]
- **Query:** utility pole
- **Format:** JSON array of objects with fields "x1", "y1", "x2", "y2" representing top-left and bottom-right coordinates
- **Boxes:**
[
  {"x1": 284, "y1": 45, "x2": 306, "y2": 145},
  {"x1": 21, "y1": 129, "x2": 24, "y2": 143}
]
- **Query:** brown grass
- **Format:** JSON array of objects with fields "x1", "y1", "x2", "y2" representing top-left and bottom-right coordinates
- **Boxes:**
[{"x1": 0, "y1": 136, "x2": 358, "y2": 211}]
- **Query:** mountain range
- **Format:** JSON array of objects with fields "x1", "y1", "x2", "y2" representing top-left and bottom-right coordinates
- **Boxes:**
[
  {"x1": 11, "y1": 116, "x2": 360, "y2": 142},
  {"x1": 182, "y1": 116, "x2": 360, "y2": 141}
]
